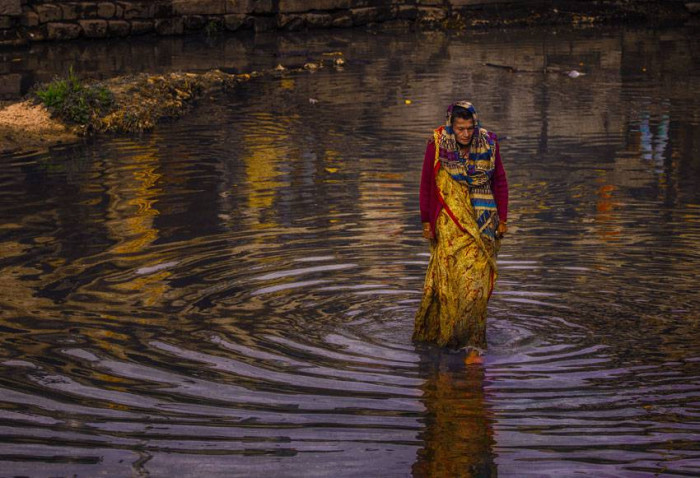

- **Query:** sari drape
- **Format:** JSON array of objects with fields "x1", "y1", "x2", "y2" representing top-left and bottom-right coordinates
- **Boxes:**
[{"x1": 412, "y1": 165, "x2": 498, "y2": 352}]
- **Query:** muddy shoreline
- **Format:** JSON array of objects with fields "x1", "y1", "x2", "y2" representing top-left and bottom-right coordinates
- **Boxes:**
[{"x1": 0, "y1": 55, "x2": 343, "y2": 155}]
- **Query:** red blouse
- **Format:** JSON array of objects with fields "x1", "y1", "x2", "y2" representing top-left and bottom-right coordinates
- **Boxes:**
[{"x1": 420, "y1": 134, "x2": 508, "y2": 239}]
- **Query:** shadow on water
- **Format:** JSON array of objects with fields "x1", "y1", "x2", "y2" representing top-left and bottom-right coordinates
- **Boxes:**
[{"x1": 0, "y1": 24, "x2": 700, "y2": 477}]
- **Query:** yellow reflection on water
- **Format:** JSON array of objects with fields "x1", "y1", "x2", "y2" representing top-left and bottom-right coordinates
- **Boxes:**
[
  {"x1": 106, "y1": 138, "x2": 162, "y2": 256},
  {"x1": 100, "y1": 135, "x2": 169, "y2": 308},
  {"x1": 413, "y1": 352, "x2": 497, "y2": 478},
  {"x1": 240, "y1": 112, "x2": 294, "y2": 227}
]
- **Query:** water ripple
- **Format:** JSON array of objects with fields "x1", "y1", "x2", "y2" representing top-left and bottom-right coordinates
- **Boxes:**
[{"x1": 1, "y1": 25, "x2": 699, "y2": 477}]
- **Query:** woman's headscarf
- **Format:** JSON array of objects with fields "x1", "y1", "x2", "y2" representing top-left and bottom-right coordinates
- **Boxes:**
[
  {"x1": 438, "y1": 101, "x2": 494, "y2": 187},
  {"x1": 446, "y1": 101, "x2": 480, "y2": 133}
]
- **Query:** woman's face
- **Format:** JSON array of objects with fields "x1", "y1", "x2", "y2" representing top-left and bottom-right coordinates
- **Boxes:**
[{"x1": 453, "y1": 117, "x2": 475, "y2": 145}]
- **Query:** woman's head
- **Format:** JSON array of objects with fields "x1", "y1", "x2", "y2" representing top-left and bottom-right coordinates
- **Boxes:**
[
  {"x1": 446, "y1": 101, "x2": 480, "y2": 146},
  {"x1": 450, "y1": 105, "x2": 476, "y2": 145}
]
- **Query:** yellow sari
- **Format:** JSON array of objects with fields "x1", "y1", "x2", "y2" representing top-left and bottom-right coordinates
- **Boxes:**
[{"x1": 413, "y1": 166, "x2": 498, "y2": 352}]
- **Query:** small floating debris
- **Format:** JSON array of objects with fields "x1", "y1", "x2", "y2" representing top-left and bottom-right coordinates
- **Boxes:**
[
  {"x1": 325, "y1": 167, "x2": 338, "y2": 173},
  {"x1": 334, "y1": 57, "x2": 346, "y2": 67},
  {"x1": 404, "y1": 99, "x2": 412, "y2": 105},
  {"x1": 304, "y1": 62, "x2": 320, "y2": 71},
  {"x1": 274, "y1": 64, "x2": 286, "y2": 71},
  {"x1": 309, "y1": 98, "x2": 319, "y2": 104},
  {"x1": 565, "y1": 69, "x2": 585, "y2": 78},
  {"x1": 485, "y1": 62, "x2": 520, "y2": 72}
]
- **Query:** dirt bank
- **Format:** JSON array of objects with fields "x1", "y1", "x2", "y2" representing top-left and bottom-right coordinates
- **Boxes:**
[
  {"x1": 0, "y1": 54, "x2": 344, "y2": 155},
  {"x1": 0, "y1": 101, "x2": 77, "y2": 154}
]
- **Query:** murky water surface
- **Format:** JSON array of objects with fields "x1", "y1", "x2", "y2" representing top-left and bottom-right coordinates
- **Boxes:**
[{"x1": 1, "y1": 26, "x2": 700, "y2": 477}]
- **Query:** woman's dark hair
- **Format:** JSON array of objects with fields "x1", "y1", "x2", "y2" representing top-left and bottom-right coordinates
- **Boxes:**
[{"x1": 451, "y1": 105, "x2": 474, "y2": 124}]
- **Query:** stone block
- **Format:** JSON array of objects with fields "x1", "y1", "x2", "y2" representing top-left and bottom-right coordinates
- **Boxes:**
[
  {"x1": 60, "y1": 3, "x2": 78, "y2": 21},
  {"x1": 183, "y1": 14, "x2": 206, "y2": 29},
  {"x1": 226, "y1": 0, "x2": 274, "y2": 14},
  {"x1": 305, "y1": 12, "x2": 333, "y2": 28},
  {"x1": 76, "y1": 2, "x2": 99, "y2": 19},
  {"x1": 118, "y1": 2, "x2": 154, "y2": 19},
  {"x1": 331, "y1": 13, "x2": 352, "y2": 27},
  {"x1": 79, "y1": 19, "x2": 108, "y2": 37},
  {"x1": 351, "y1": 6, "x2": 394, "y2": 25},
  {"x1": 417, "y1": 6, "x2": 447, "y2": 21},
  {"x1": 98, "y1": 2, "x2": 116, "y2": 18},
  {"x1": 108, "y1": 19, "x2": 130, "y2": 35},
  {"x1": 46, "y1": 22, "x2": 81, "y2": 40},
  {"x1": 36, "y1": 4, "x2": 62, "y2": 23},
  {"x1": 130, "y1": 19, "x2": 153, "y2": 34},
  {"x1": 277, "y1": 13, "x2": 304, "y2": 30},
  {"x1": 153, "y1": 2, "x2": 173, "y2": 17},
  {"x1": 223, "y1": 13, "x2": 251, "y2": 30},
  {"x1": 0, "y1": 0, "x2": 21, "y2": 16},
  {"x1": 173, "y1": 0, "x2": 224, "y2": 16},
  {"x1": 21, "y1": 10, "x2": 38, "y2": 27},
  {"x1": 155, "y1": 16, "x2": 184, "y2": 35},
  {"x1": 279, "y1": 0, "x2": 352, "y2": 14}
]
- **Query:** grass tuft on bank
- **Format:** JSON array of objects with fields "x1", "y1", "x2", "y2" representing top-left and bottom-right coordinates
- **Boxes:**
[{"x1": 33, "y1": 67, "x2": 115, "y2": 131}]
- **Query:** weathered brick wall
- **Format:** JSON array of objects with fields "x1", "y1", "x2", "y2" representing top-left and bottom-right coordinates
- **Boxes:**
[
  {"x1": 0, "y1": 0, "x2": 536, "y2": 45},
  {"x1": 0, "y1": 0, "x2": 695, "y2": 46}
]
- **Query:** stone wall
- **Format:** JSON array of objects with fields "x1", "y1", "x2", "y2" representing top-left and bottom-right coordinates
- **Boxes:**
[{"x1": 0, "y1": 0, "x2": 695, "y2": 46}]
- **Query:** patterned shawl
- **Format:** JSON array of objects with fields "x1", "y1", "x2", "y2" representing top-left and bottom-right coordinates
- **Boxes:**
[{"x1": 434, "y1": 101, "x2": 499, "y2": 240}]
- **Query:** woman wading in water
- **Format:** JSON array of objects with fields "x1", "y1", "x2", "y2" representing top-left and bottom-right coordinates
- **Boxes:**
[{"x1": 413, "y1": 101, "x2": 508, "y2": 365}]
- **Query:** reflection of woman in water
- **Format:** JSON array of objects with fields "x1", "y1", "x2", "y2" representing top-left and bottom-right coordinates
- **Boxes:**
[
  {"x1": 413, "y1": 101, "x2": 508, "y2": 364},
  {"x1": 412, "y1": 349, "x2": 497, "y2": 477}
]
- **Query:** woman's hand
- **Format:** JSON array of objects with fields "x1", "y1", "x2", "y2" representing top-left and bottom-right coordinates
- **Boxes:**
[
  {"x1": 496, "y1": 222, "x2": 508, "y2": 238},
  {"x1": 422, "y1": 222, "x2": 434, "y2": 240}
]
